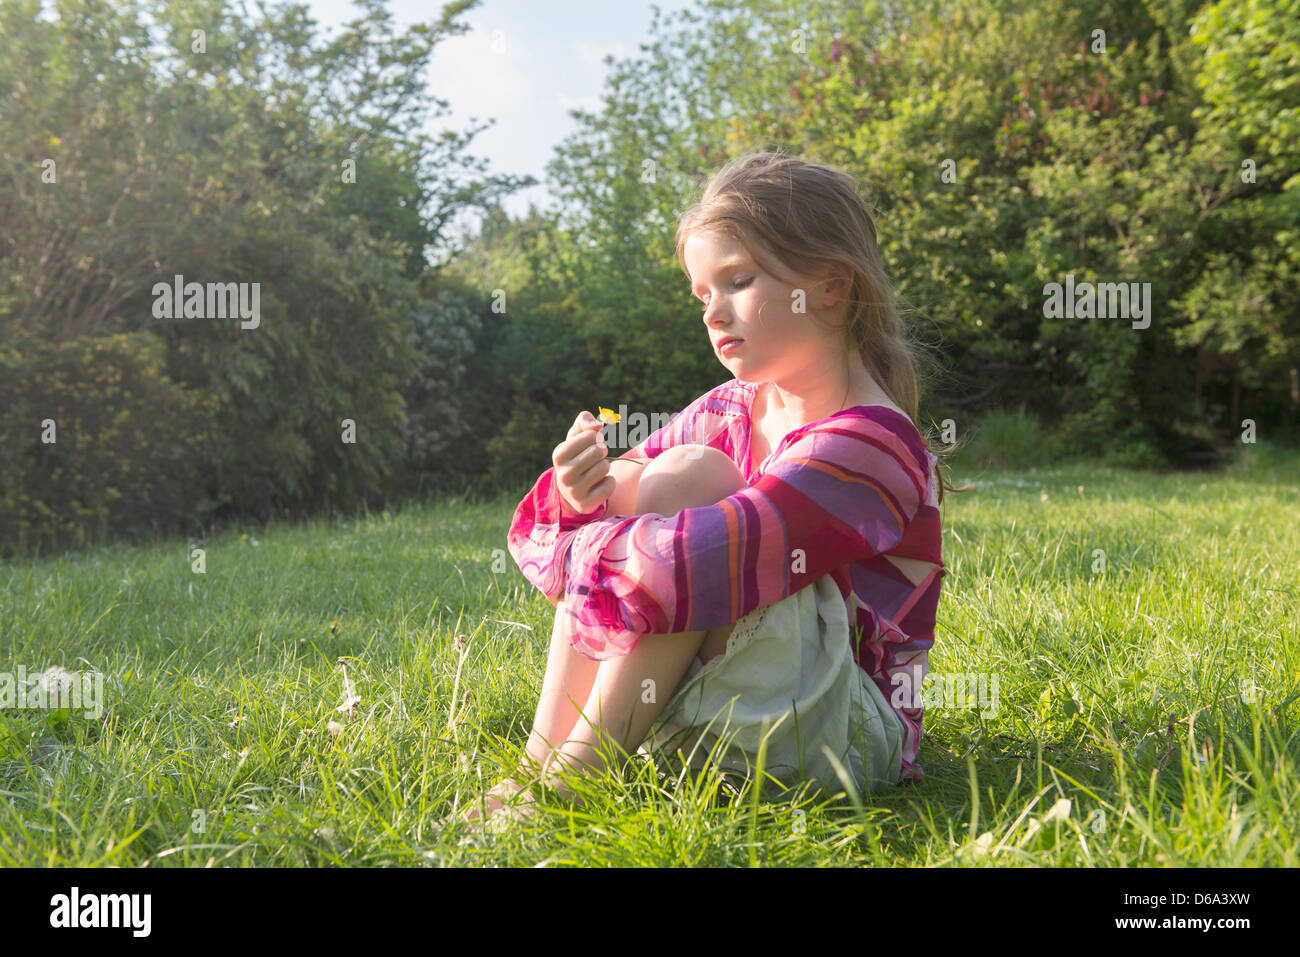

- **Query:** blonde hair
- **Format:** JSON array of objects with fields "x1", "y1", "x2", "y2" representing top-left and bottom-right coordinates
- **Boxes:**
[{"x1": 675, "y1": 149, "x2": 968, "y2": 506}]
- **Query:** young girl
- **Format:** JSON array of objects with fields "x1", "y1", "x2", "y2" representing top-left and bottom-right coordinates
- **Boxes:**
[{"x1": 458, "y1": 151, "x2": 961, "y2": 829}]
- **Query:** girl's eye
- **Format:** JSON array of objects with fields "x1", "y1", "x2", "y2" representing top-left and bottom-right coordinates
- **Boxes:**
[{"x1": 700, "y1": 277, "x2": 754, "y2": 310}]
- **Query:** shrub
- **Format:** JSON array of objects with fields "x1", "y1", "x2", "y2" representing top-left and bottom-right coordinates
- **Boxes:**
[
  {"x1": 0, "y1": 332, "x2": 219, "y2": 556},
  {"x1": 400, "y1": 289, "x2": 484, "y2": 475},
  {"x1": 954, "y1": 404, "x2": 1058, "y2": 471}
]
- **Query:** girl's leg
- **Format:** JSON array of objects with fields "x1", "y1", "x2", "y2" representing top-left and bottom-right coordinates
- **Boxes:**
[
  {"x1": 520, "y1": 611, "x2": 603, "y2": 769},
  {"x1": 534, "y1": 618, "x2": 712, "y2": 799},
  {"x1": 532, "y1": 445, "x2": 747, "y2": 799},
  {"x1": 519, "y1": 456, "x2": 651, "y2": 769}
]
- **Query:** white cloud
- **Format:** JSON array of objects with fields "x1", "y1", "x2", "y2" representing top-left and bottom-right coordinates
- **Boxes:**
[
  {"x1": 428, "y1": 18, "x2": 534, "y2": 119},
  {"x1": 574, "y1": 40, "x2": 629, "y2": 65},
  {"x1": 555, "y1": 92, "x2": 603, "y2": 115}
]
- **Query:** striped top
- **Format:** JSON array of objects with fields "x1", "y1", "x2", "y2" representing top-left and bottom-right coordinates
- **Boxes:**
[{"x1": 506, "y1": 377, "x2": 945, "y2": 783}]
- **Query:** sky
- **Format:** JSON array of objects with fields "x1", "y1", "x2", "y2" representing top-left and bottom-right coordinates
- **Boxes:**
[{"x1": 304, "y1": 0, "x2": 697, "y2": 240}]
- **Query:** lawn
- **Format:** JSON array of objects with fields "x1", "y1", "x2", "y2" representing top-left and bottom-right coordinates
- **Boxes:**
[{"x1": 1, "y1": 442, "x2": 1297, "y2": 866}]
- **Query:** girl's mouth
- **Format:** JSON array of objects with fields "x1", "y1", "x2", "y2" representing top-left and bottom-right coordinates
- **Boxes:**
[{"x1": 719, "y1": 339, "x2": 744, "y2": 354}]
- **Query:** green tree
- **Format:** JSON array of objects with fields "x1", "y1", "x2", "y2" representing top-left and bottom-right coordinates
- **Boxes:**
[
  {"x1": 0, "y1": 0, "x2": 531, "y2": 551},
  {"x1": 1175, "y1": 0, "x2": 1300, "y2": 428}
]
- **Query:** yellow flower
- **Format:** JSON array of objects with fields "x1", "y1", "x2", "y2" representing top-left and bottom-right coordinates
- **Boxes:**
[
  {"x1": 330, "y1": 620, "x2": 339, "y2": 633},
  {"x1": 598, "y1": 406, "x2": 620, "y2": 423}
]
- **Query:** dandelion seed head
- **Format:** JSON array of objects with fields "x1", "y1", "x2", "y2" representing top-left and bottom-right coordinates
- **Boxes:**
[{"x1": 38, "y1": 666, "x2": 76, "y2": 696}]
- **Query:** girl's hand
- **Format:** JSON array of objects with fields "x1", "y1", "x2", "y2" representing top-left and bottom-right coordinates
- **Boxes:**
[{"x1": 553, "y1": 411, "x2": 614, "y2": 516}]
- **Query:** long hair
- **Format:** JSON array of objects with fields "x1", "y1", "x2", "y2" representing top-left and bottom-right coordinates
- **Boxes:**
[{"x1": 674, "y1": 149, "x2": 968, "y2": 506}]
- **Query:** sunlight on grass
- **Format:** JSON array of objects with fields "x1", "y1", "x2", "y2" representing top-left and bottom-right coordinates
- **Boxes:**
[{"x1": 1, "y1": 452, "x2": 1297, "y2": 866}]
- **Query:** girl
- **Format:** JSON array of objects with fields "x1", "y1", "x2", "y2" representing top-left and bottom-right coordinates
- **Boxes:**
[{"x1": 457, "y1": 150, "x2": 962, "y2": 829}]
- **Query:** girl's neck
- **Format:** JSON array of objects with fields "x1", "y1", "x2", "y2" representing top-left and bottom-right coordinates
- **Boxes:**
[{"x1": 759, "y1": 361, "x2": 890, "y2": 430}]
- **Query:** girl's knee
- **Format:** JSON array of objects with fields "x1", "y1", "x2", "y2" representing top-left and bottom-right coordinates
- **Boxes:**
[
  {"x1": 636, "y1": 444, "x2": 746, "y2": 515},
  {"x1": 642, "y1": 444, "x2": 741, "y2": 478}
]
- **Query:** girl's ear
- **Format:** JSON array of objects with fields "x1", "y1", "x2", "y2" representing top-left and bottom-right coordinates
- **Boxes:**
[{"x1": 820, "y1": 263, "x2": 852, "y2": 309}]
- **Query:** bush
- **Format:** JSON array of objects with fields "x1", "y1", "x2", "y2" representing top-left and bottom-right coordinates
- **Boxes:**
[
  {"x1": 954, "y1": 404, "x2": 1058, "y2": 471},
  {"x1": 1222, "y1": 436, "x2": 1293, "y2": 474},
  {"x1": 400, "y1": 289, "x2": 484, "y2": 476},
  {"x1": 484, "y1": 402, "x2": 571, "y2": 491},
  {"x1": 0, "y1": 332, "x2": 220, "y2": 556}
]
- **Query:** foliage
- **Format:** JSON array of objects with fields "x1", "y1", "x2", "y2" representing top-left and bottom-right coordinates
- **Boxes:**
[
  {"x1": 0, "y1": 0, "x2": 531, "y2": 551},
  {"x1": 3, "y1": 0, "x2": 1298, "y2": 550},
  {"x1": 0, "y1": 332, "x2": 219, "y2": 556},
  {"x1": 1173, "y1": 0, "x2": 1300, "y2": 421},
  {"x1": 954, "y1": 405, "x2": 1057, "y2": 472},
  {"x1": 398, "y1": 287, "x2": 483, "y2": 477},
  {"x1": 465, "y1": 0, "x2": 1297, "y2": 489}
]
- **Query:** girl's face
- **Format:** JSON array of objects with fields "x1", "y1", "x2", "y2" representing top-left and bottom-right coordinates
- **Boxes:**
[{"x1": 683, "y1": 229, "x2": 840, "y2": 382}]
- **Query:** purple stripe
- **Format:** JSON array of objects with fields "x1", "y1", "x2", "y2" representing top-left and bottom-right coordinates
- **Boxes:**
[
  {"x1": 859, "y1": 407, "x2": 932, "y2": 477},
  {"x1": 852, "y1": 561, "x2": 914, "y2": 621},
  {"x1": 679, "y1": 504, "x2": 746, "y2": 629},
  {"x1": 776, "y1": 460, "x2": 903, "y2": 550},
  {"x1": 671, "y1": 511, "x2": 690, "y2": 633},
  {"x1": 737, "y1": 489, "x2": 766, "y2": 612}
]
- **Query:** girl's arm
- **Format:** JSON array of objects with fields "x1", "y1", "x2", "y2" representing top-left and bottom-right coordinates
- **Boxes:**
[
  {"x1": 602, "y1": 456, "x2": 649, "y2": 516},
  {"x1": 506, "y1": 385, "x2": 733, "y2": 603},
  {"x1": 547, "y1": 414, "x2": 933, "y2": 661},
  {"x1": 506, "y1": 454, "x2": 658, "y2": 604},
  {"x1": 555, "y1": 455, "x2": 648, "y2": 520}
]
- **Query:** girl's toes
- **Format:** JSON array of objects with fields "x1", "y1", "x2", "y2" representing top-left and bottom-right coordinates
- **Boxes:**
[{"x1": 447, "y1": 777, "x2": 533, "y2": 833}]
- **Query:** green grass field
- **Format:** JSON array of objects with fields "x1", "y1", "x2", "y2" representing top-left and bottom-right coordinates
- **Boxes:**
[{"x1": 2, "y1": 442, "x2": 1297, "y2": 866}]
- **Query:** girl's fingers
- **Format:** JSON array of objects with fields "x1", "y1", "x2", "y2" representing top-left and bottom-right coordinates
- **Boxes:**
[
  {"x1": 567, "y1": 411, "x2": 601, "y2": 440},
  {"x1": 567, "y1": 412, "x2": 590, "y2": 439},
  {"x1": 568, "y1": 481, "x2": 614, "y2": 516},
  {"x1": 556, "y1": 416, "x2": 612, "y2": 511},
  {"x1": 569, "y1": 457, "x2": 611, "y2": 500},
  {"x1": 558, "y1": 433, "x2": 607, "y2": 475},
  {"x1": 556, "y1": 425, "x2": 604, "y2": 468},
  {"x1": 559, "y1": 458, "x2": 611, "y2": 514},
  {"x1": 581, "y1": 436, "x2": 609, "y2": 465}
]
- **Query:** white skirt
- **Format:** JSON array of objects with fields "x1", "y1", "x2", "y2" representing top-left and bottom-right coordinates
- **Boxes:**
[{"x1": 637, "y1": 573, "x2": 905, "y2": 799}]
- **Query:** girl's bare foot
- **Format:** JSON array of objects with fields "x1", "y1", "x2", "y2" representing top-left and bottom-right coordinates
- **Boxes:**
[
  {"x1": 452, "y1": 777, "x2": 537, "y2": 834},
  {"x1": 441, "y1": 751, "x2": 594, "y2": 839}
]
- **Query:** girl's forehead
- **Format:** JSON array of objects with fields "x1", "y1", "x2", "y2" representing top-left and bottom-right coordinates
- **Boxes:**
[
  {"x1": 683, "y1": 230, "x2": 753, "y2": 269},
  {"x1": 685, "y1": 229, "x2": 740, "y2": 252}
]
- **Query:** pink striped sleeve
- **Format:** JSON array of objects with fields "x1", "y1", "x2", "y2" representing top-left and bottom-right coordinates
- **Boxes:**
[
  {"x1": 621, "y1": 386, "x2": 735, "y2": 460},
  {"x1": 505, "y1": 465, "x2": 610, "y2": 605},
  {"x1": 551, "y1": 413, "x2": 928, "y2": 660},
  {"x1": 506, "y1": 383, "x2": 743, "y2": 601}
]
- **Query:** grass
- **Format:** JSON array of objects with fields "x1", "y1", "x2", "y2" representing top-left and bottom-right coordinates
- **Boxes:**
[{"x1": 0, "y1": 441, "x2": 1297, "y2": 866}]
